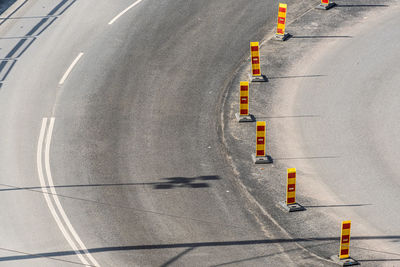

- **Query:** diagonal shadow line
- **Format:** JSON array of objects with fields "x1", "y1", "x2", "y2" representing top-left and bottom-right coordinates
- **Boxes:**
[
  {"x1": 0, "y1": 15, "x2": 58, "y2": 19},
  {"x1": 0, "y1": 182, "x2": 159, "y2": 191},
  {"x1": 291, "y1": 35, "x2": 352, "y2": 39},
  {"x1": 0, "y1": 236, "x2": 399, "y2": 262},
  {"x1": 0, "y1": 0, "x2": 28, "y2": 27},
  {"x1": 358, "y1": 259, "x2": 400, "y2": 262},
  {"x1": 0, "y1": 247, "x2": 91, "y2": 266},
  {"x1": 336, "y1": 4, "x2": 388, "y2": 7},
  {"x1": 56, "y1": 0, "x2": 77, "y2": 16},
  {"x1": 353, "y1": 245, "x2": 400, "y2": 257},
  {"x1": 267, "y1": 74, "x2": 327, "y2": 79},
  {"x1": 0, "y1": 175, "x2": 220, "y2": 192},
  {"x1": 0, "y1": 0, "x2": 76, "y2": 81},
  {"x1": 211, "y1": 241, "x2": 337, "y2": 267},
  {"x1": 47, "y1": 0, "x2": 70, "y2": 16},
  {"x1": 304, "y1": 204, "x2": 372, "y2": 208},
  {"x1": 160, "y1": 247, "x2": 195, "y2": 267},
  {"x1": 256, "y1": 115, "x2": 320, "y2": 119},
  {"x1": 0, "y1": 182, "x2": 248, "y2": 230},
  {"x1": 34, "y1": 17, "x2": 58, "y2": 37},
  {"x1": 0, "y1": 36, "x2": 36, "y2": 40},
  {"x1": 0, "y1": 59, "x2": 16, "y2": 81},
  {"x1": 16, "y1": 37, "x2": 36, "y2": 58},
  {"x1": 273, "y1": 156, "x2": 338, "y2": 160}
]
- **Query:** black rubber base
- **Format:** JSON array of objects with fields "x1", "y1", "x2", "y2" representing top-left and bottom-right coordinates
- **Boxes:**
[
  {"x1": 330, "y1": 255, "x2": 360, "y2": 266},
  {"x1": 275, "y1": 33, "x2": 291, "y2": 41},
  {"x1": 249, "y1": 74, "x2": 268, "y2": 82},
  {"x1": 316, "y1": 2, "x2": 336, "y2": 10},
  {"x1": 279, "y1": 201, "x2": 306, "y2": 212},
  {"x1": 252, "y1": 154, "x2": 273, "y2": 164},
  {"x1": 235, "y1": 113, "x2": 255, "y2": 122}
]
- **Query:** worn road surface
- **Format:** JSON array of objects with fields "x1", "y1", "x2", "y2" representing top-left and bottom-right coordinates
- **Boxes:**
[{"x1": 0, "y1": 0, "x2": 329, "y2": 266}]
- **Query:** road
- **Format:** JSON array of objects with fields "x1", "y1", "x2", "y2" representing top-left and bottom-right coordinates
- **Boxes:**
[
  {"x1": 0, "y1": 0, "x2": 328, "y2": 266},
  {"x1": 268, "y1": 3, "x2": 400, "y2": 263}
]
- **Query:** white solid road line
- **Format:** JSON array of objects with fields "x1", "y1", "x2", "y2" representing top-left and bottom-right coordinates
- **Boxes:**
[
  {"x1": 44, "y1": 118, "x2": 100, "y2": 267},
  {"x1": 37, "y1": 118, "x2": 99, "y2": 267},
  {"x1": 108, "y1": 0, "x2": 143, "y2": 25},
  {"x1": 59, "y1": 52, "x2": 84, "y2": 85},
  {"x1": 37, "y1": 119, "x2": 90, "y2": 266}
]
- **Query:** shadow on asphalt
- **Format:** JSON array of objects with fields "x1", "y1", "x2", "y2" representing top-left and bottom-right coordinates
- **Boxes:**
[
  {"x1": 0, "y1": 0, "x2": 16, "y2": 16},
  {"x1": 358, "y1": 259, "x2": 400, "y2": 262},
  {"x1": 0, "y1": 235, "x2": 399, "y2": 262},
  {"x1": 303, "y1": 204, "x2": 372, "y2": 208},
  {"x1": 160, "y1": 247, "x2": 195, "y2": 267},
  {"x1": 0, "y1": 176, "x2": 221, "y2": 192},
  {"x1": 0, "y1": 0, "x2": 77, "y2": 82},
  {"x1": 267, "y1": 74, "x2": 327, "y2": 79},
  {"x1": 153, "y1": 175, "x2": 220, "y2": 189},
  {"x1": 336, "y1": 4, "x2": 389, "y2": 7},
  {"x1": 256, "y1": 115, "x2": 320, "y2": 119},
  {"x1": 273, "y1": 156, "x2": 339, "y2": 160},
  {"x1": 291, "y1": 35, "x2": 352, "y2": 39}
]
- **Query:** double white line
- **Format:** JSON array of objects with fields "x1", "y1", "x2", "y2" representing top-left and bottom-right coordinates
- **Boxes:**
[{"x1": 37, "y1": 118, "x2": 100, "y2": 267}]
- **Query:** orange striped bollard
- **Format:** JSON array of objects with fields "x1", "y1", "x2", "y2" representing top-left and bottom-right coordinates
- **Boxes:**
[
  {"x1": 287, "y1": 168, "x2": 296, "y2": 204},
  {"x1": 250, "y1": 42, "x2": 267, "y2": 82},
  {"x1": 252, "y1": 121, "x2": 272, "y2": 164},
  {"x1": 317, "y1": 0, "x2": 336, "y2": 10},
  {"x1": 235, "y1": 81, "x2": 255, "y2": 122},
  {"x1": 331, "y1": 221, "x2": 359, "y2": 265},
  {"x1": 275, "y1": 3, "x2": 290, "y2": 41},
  {"x1": 279, "y1": 168, "x2": 305, "y2": 212},
  {"x1": 340, "y1": 221, "x2": 352, "y2": 259}
]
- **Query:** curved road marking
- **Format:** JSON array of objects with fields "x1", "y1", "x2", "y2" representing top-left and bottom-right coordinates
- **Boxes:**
[
  {"x1": 108, "y1": 0, "x2": 143, "y2": 25},
  {"x1": 59, "y1": 52, "x2": 84, "y2": 85},
  {"x1": 38, "y1": 118, "x2": 99, "y2": 267}
]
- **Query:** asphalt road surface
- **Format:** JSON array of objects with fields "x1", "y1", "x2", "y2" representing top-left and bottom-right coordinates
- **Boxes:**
[
  {"x1": 0, "y1": 0, "x2": 329, "y2": 266},
  {"x1": 269, "y1": 3, "x2": 400, "y2": 263}
]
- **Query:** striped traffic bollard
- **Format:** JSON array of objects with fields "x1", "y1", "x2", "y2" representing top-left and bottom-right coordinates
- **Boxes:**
[
  {"x1": 340, "y1": 221, "x2": 352, "y2": 259},
  {"x1": 275, "y1": 3, "x2": 291, "y2": 41},
  {"x1": 252, "y1": 121, "x2": 272, "y2": 164},
  {"x1": 317, "y1": 0, "x2": 336, "y2": 10},
  {"x1": 235, "y1": 81, "x2": 255, "y2": 122},
  {"x1": 330, "y1": 221, "x2": 359, "y2": 265},
  {"x1": 249, "y1": 42, "x2": 267, "y2": 82},
  {"x1": 279, "y1": 168, "x2": 305, "y2": 212}
]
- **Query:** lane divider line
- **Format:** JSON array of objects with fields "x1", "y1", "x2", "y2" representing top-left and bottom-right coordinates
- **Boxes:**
[
  {"x1": 44, "y1": 118, "x2": 100, "y2": 267},
  {"x1": 59, "y1": 52, "x2": 84, "y2": 85},
  {"x1": 108, "y1": 0, "x2": 143, "y2": 25},
  {"x1": 37, "y1": 118, "x2": 90, "y2": 266},
  {"x1": 37, "y1": 118, "x2": 99, "y2": 267}
]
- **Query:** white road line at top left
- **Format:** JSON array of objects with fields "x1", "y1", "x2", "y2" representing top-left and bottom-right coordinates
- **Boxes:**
[
  {"x1": 59, "y1": 52, "x2": 84, "y2": 85},
  {"x1": 108, "y1": 0, "x2": 143, "y2": 25}
]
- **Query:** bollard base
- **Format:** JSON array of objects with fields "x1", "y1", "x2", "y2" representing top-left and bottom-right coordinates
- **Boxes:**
[
  {"x1": 252, "y1": 154, "x2": 273, "y2": 164},
  {"x1": 330, "y1": 255, "x2": 360, "y2": 266},
  {"x1": 316, "y1": 2, "x2": 336, "y2": 10},
  {"x1": 249, "y1": 74, "x2": 268, "y2": 82},
  {"x1": 279, "y1": 201, "x2": 306, "y2": 212},
  {"x1": 235, "y1": 113, "x2": 255, "y2": 123},
  {"x1": 275, "y1": 33, "x2": 291, "y2": 41}
]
